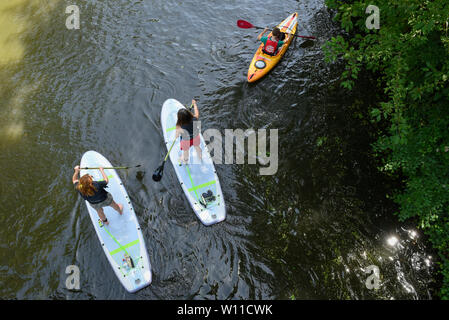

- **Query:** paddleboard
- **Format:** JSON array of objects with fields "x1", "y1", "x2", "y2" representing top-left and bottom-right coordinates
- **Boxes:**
[
  {"x1": 79, "y1": 150, "x2": 152, "y2": 293},
  {"x1": 247, "y1": 12, "x2": 298, "y2": 82},
  {"x1": 161, "y1": 99, "x2": 226, "y2": 226}
]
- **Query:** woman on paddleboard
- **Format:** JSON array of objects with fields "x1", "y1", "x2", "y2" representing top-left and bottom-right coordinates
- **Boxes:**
[
  {"x1": 175, "y1": 99, "x2": 202, "y2": 164},
  {"x1": 257, "y1": 27, "x2": 285, "y2": 56},
  {"x1": 72, "y1": 166, "x2": 123, "y2": 225}
]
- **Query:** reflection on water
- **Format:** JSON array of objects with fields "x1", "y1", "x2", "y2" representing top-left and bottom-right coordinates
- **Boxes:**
[
  {"x1": 0, "y1": 1, "x2": 28, "y2": 65},
  {"x1": 0, "y1": 0, "x2": 439, "y2": 299},
  {"x1": 0, "y1": 0, "x2": 62, "y2": 65},
  {"x1": 387, "y1": 236, "x2": 399, "y2": 247},
  {"x1": 0, "y1": 0, "x2": 61, "y2": 145}
]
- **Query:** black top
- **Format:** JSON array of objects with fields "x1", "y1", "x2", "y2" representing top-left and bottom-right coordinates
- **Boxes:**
[
  {"x1": 74, "y1": 181, "x2": 108, "y2": 204},
  {"x1": 180, "y1": 116, "x2": 199, "y2": 140}
]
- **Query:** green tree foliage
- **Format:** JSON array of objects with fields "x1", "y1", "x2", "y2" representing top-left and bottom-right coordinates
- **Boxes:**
[{"x1": 323, "y1": 0, "x2": 449, "y2": 298}]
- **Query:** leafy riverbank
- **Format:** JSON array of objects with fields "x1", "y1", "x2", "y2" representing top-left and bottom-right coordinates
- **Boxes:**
[{"x1": 323, "y1": 0, "x2": 449, "y2": 298}]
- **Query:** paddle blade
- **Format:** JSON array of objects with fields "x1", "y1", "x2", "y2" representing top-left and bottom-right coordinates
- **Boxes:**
[
  {"x1": 152, "y1": 164, "x2": 164, "y2": 182},
  {"x1": 237, "y1": 20, "x2": 254, "y2": 29}
]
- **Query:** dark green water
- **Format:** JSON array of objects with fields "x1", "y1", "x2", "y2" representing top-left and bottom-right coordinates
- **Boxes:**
[{"x1": 0, "y1": 0, "x2": 438, "y2": 299}]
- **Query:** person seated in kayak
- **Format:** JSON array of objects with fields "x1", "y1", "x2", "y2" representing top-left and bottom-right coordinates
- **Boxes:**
[
  {"x1": 72, "y1": 165, "x2": 123, "y2": 225},
  {"x1": 175, "y1": 99, "x2": 202, "y2": 164},
  {"x1": 257, "y1": 27, "x2": 285, "y2": 56}
]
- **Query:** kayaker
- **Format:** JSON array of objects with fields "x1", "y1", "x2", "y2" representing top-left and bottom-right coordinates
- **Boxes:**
[
  {"x1": 175, "y1": 99, "x2": 202, "y2": 164},
  {"x1": 72, "y1": 165, "x2": 123, "y2": 225},
  {"x1": 257, "y1": 27, "x2": 285, "y2": 56}
]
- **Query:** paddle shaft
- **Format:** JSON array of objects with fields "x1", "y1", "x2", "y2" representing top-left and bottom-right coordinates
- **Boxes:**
[
  {"x1": 81, "y1": 166, "x2": 140, "y2": 170},
  {"x1": 238, "y1": 20, "x2": 316, "y2": 40},
  {"x1": 258, "y1": 26, "x2": 315, "y2": 39},
  {"x1": 164, "y1": 139, "x2": 176, "y2": 162}
]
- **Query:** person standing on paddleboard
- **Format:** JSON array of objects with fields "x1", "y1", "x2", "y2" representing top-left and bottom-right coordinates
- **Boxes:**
[
  {"x1": 72, "y1": 165, "x2": 123, "y2": 225},
  {"x1": 175, "y1": 99, "x2": 202, "y2": 164},
  {"x1": 257, "y1": 27, "x2": 285, "y2": 56}
]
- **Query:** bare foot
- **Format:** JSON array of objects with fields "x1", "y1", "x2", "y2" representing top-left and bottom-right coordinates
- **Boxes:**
[
  {"x1": 178, "y1": 156, "x2": 188, "y2": 165},
  {"x1": 118, "y1": 204, "x2": 124, "y2": 215}
]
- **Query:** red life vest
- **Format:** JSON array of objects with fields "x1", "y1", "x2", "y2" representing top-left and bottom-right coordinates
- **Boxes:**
[{"x1": 263, "y1": 37, "x2": 279, "y2": 55}]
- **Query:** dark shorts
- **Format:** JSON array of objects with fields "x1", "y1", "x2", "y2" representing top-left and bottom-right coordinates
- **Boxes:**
[
  {"x1": 180, "y1": 135, "x2": 200, "y2": 151},
  {"x1": 89, "y1": 192, "x2": 113, "y2": 210}
]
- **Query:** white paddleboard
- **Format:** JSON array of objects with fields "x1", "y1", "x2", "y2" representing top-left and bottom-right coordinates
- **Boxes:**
[
  {"x1": 161, "y1": 99, "x2": 226, "y2": 226},
  {"x1": 79, "y1": 150, "x2": 152, "y2": 293}
]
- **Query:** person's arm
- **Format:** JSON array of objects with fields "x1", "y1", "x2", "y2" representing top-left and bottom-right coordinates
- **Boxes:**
[
  {"x1": 99, "y1": 167, "x2": 108, "y2": 184},
  {"x1": 257, "y1": 28, "x2": 268, "y2": 41},
  {"x1": 192, "y1": 99, "x2": 199, "y2": 119},
  {"x1": 72, "y1": 166, "x2": 80, "y2": 184}
]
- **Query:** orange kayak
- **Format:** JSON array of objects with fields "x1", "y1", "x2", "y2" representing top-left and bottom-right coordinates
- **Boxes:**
[{"x1": 247, "y1": 12, "x2": 298, "y2": 83}]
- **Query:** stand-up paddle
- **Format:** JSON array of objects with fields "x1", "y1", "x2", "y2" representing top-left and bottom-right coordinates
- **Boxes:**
[
  {"x1": 152, "y1": 139, "x2": 176, "y2": 182},
  {"x1": 237, "y1": 19, "x2": 316, "y2": 39}
]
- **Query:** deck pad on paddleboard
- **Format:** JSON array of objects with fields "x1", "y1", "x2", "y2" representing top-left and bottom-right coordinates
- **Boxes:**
[
  {"x1": 161, "y1": 99, "x2": 226, "y2": 226},
  {"x1": 80, "y1": 151, "x2": 151, "y2": 293}
]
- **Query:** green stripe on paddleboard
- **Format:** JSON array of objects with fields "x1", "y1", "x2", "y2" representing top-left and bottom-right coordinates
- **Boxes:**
[
  {"x1": 99, "y1": 175, "x2": 114, "y2": 181},
  {"x1": 166, "y1": 126, "x2": 176, "y2": 132},
  {"x1": 100, "y1": 222, "x2": 132, "y2": 258},
  {"x1": 109, "y1": 239, "x2": 140, "y2": 256},
  {"x1": 185, "y1": 165, "x2": 200, "y2": 202},
  {"x1": 187, "y1": 180, "x2": 216, "y2": 192}
]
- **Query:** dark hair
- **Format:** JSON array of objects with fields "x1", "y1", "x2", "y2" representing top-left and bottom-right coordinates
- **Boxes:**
[
  {"x1": 176, "y1": 108, "x2": 194, "y2": 127},
  {"x1": 272, "y1": 27, "x2": 281, "y2": 38}
]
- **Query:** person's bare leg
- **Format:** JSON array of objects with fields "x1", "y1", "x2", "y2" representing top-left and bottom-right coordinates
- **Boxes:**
[
  {"x1": 110, "y1": 200, "x2": 123, "y2": 215},
  {"x1": 96, "y1": 208, "x2": 109, "y2": 225},
  {"x1": 183, "y1": 150, "x2": 189, "y2": 163},
  {"x1": 194, "y1": 146, "x2": 202, "y2": 162}
]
